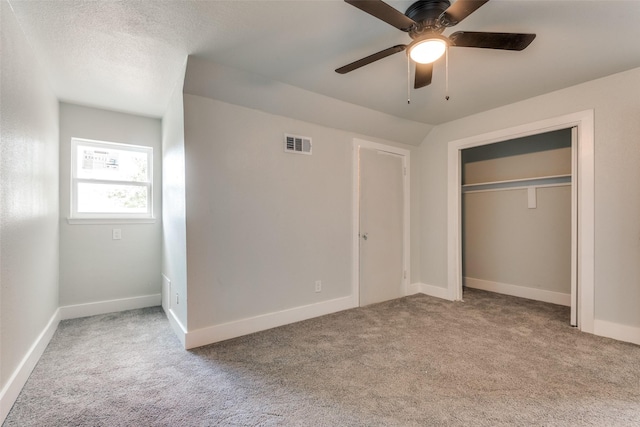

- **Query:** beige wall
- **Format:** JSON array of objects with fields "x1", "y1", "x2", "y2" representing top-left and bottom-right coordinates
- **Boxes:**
[
  {"x1": 420, "y1": 66, "x2": 640, "y2": 328},
  {"x1": 464, "y1": 186, "x2": 572, "y2": 294},
  {"x1": 462, "y1": 131, "x2": 572, "y2": 296},
  {"x1": 464, "y1": 147, "x2": 571, "y2": 184}
]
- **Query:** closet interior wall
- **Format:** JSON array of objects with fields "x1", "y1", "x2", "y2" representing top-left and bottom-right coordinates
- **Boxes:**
[{"x1": 461, "y1": 129, "x2": 572, "y2": 305}]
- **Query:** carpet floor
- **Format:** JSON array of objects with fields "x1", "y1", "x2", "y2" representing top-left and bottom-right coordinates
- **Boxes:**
[{"x1": 4, "y1": 288, "x2": 640, "y2": 426}]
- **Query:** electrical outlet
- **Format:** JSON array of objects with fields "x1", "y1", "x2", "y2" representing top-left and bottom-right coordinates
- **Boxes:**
[
  {"x1": 315, "y1": 280, "x2": 322, "y2": 293},
  {"x1": 112, "y1": 228, "x2": 122, "y2": 240}
]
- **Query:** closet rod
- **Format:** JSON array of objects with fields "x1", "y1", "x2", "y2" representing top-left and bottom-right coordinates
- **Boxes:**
[{"x1": 462, "y1": 175, "x2": 571, "y2": 194}]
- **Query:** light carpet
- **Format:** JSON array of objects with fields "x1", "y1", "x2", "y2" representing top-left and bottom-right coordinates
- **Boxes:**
[{"x1": 4, "y1": 289, "x2": 640, "y2": 426}]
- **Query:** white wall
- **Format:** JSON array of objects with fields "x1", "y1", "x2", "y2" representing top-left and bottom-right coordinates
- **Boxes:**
[
  {"x1": 58, "y1": 103, "x2": 162, "y2": 307},
  {"x1": 155, "y1": 56, "x2": 423, "y2": 346},
  {"x1": 181, "y1": 93, "x2": 419, "y2": 334},
  {"x1": 420, "y1": 67, "x2": 640, "y2": 329},
  {"x1": 161, "y1": 73, "x2": 188, "y2": 330},
  {"x1": 183, "y1": 57, "x2": 432, "y2": 147},
  {"x1": 0, "y1": 0, "x2": 59, "y2": 416},
  {"x1": 183, "y1": 94, "x2": 346, "y2": 329}
]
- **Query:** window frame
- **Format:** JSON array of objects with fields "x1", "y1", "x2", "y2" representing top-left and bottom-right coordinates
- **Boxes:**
[{"x1": 69, "y1": 138, "x2": 154, "y2": 222}]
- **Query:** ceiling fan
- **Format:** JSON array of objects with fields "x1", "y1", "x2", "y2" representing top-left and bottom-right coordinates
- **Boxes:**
[{"x1": 336, "y1": 0, "x2": 536, "y2": 89}]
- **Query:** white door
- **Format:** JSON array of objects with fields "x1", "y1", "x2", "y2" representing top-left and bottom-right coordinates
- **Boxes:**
[{"x1": 358, "y1": 146, "x2": 405, "y2": 306}]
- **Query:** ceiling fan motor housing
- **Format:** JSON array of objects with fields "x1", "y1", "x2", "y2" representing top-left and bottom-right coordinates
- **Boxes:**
[{"x1": 405, "y1": 0, "x2": 451, "y2": 38}]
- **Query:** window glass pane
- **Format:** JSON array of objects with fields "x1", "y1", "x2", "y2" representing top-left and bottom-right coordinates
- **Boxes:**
[
  {"x1": 77, "y1": 183, "x2": 148, "y2": 213},
  {"x1": 76, "y1": 145, "x2": 148, "y2": 182}
]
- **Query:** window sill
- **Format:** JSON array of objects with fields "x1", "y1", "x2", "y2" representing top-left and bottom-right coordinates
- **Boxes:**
[{"x1": 67, "y1": 217, "x2": 156, "y2": 225}]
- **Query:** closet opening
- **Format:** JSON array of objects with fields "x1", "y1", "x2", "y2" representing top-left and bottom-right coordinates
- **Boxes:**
[
  {"x1": 447, "y1": 110, "x2": 595, "y2": 332},
  {"x1": 460, "y1": 128, "x2": 575, "y2": 324}
]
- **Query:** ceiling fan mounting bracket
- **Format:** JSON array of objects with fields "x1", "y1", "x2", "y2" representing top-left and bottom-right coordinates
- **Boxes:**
[{"x1": 405, "y1": 0, "x2": 451, "y2": 38}]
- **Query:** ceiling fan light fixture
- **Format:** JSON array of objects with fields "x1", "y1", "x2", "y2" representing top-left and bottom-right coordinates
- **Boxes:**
[{"x1": 409, "y1": 37, "x2": 447, "y2": 64}]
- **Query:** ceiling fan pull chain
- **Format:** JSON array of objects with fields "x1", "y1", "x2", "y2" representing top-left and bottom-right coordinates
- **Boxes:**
[
  {"x1": 445, "y1": 46, "x2": 450, "y2": 101},
  {"x1": 407, "y1": 54, "x2": 411, "y2": 104}
]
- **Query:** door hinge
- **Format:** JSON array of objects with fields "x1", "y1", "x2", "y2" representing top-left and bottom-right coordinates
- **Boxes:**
[{"x1": 403, "y1": 270, "x2": 407, "y2": 279}]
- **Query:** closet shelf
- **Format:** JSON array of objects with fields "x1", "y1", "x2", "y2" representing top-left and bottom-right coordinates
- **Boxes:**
[{"x1": 462, "y1": 174, "x2": 571, "y2": 193}]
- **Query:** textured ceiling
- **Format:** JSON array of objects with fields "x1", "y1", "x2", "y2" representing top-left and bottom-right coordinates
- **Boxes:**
[{"x1": 9, "y1": 0, "x2": 640, "y2": 125}]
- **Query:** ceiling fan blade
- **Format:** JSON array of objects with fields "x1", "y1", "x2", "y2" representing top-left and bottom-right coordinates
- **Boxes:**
[
  {"x1": 335, "y1": 45, "x2": 407, "y2": 74},
  {"x1": 450, "y1": 31, "x2": 536, "y2": 50},
  {"x1": 345, "y1": 0, "x2": 416, "y2": 31},
  {"x1": 438, "y1": 0, "x2": 489, "y2": 27},
  {"x1": 414, "y1": 62, "x2": 433, "y2": 89}
]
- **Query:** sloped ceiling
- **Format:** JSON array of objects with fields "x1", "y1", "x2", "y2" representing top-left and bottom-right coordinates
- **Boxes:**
[{"x1": 9, "y1": 0, "x2": 640, "y2": 141}]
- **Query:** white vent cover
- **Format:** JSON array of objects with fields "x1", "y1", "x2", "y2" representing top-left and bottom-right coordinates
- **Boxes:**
[{"x1": 284, "y1": 134, "x2": 312, "y2": 155}]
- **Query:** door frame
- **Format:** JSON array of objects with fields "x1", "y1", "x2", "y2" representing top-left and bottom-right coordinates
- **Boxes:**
[
  {"x1": 447, "y1": 110, "x2": 594, "y2": 333},
  {"x1": 352, "y1": 139, "x2": 411, "y2": 307}
]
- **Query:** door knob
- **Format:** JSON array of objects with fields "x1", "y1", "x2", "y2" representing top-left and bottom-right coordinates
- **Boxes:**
[{"x1": 362, "y1": 233, "x2": 368, "y2": 241}]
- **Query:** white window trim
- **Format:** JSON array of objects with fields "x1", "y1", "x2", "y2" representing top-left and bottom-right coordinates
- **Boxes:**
[{"x1": 69, "y1": 138, "x2": 155, "y2": 223}]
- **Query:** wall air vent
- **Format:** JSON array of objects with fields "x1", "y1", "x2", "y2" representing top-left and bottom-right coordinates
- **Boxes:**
[{"x1": 284, "y1": 134, "x2": 312, "y2": 155}]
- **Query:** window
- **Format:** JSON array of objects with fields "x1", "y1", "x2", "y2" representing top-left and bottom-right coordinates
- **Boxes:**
[{"x1": 70, "y1": 138, "x2": 153, "y2": 221}]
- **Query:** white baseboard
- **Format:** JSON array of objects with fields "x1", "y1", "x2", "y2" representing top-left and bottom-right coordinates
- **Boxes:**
[
  {"x1": 407, "y1": 282, "x2": 452, "y2": 300},
  {"x1": 406, "y1": 282, "x2": 422, "y2": 295},
  {"x1": 464, "y1": 277, "x2": 571, "y2": 306},
  {"x1": 59, "y1": 294, "x2": 162, "y2": 320},
  {"x1": 161, "y1": 274, "x2": 171, "y2": 312},
  {"x1": 1, "y1": 294, "x2": 163, "y2": 424},
  {"x1": 185, "y1": 296, "x2": 355, "y2": 349},
  {"x1": 594, "y1": 319, "x2": 640, "y2": 346},
  {"x1": 0, "y1": 308, "x2": 60, "y2": 425},
  {"x1": 165, "y1": 307, "x2": 187, "y2": 349}
]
